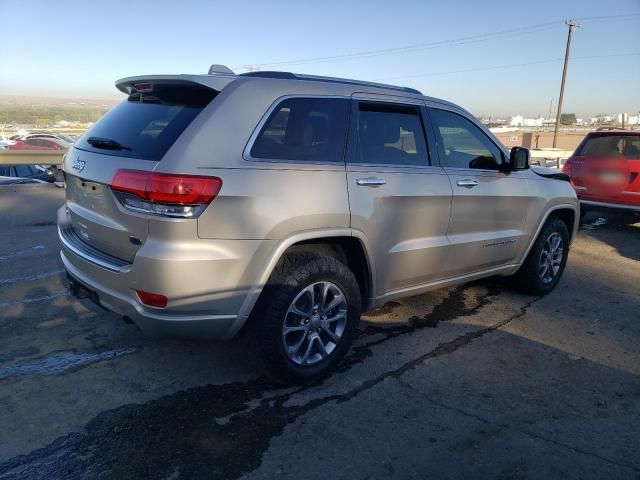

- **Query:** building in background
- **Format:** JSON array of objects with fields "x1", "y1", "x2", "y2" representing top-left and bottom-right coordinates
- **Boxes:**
[{"x1": 509, "y1": 116, "x2": 548, "y2": 127}]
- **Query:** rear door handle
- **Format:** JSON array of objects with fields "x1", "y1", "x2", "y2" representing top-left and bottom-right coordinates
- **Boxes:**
[
  {"x1": 456, "y1": 179, "x2": 479, "y2": 188},
  {"x1": 356, "y1": 177, "x2": 386, "y2": 187}
]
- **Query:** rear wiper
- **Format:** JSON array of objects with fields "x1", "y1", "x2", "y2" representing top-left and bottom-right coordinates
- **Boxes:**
[{"x1": 87, "y1": 137, "x2": 132, "y2": 151}]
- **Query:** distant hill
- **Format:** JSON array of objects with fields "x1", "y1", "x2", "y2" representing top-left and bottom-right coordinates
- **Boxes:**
[
  {"x1": 0, "y1": 95, "x2": 122, "y2": 126},
  {"x1": 0, "y1": 95, "x2": 121, "y2": 109}
]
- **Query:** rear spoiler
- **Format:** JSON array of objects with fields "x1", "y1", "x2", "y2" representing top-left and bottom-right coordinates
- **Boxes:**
[{"x1": 115, "y1": 74, "x2": 237, "y2": 95}]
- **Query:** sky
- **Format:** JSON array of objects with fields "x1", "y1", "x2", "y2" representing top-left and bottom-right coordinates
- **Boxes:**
[{"x1": 0, "y1": 0, "x2": 638, "y2": 117}]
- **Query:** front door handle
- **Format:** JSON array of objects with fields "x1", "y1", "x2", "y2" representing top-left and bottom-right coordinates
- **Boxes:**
[
  {"x1": 456, "y1": 179, "x2": 479, "y2": 188},
  {"x1": 356, "y1": 177, "x2": 386, "y2": 187}
]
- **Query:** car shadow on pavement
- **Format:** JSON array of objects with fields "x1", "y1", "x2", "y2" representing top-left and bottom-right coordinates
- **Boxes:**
[
  {"x1": 0, "y1": 290, "x2": 638, "y2": 480},
  {"x1": 580, "y1": 212, "x2": 640, "y2": 262},
  {"x1": 2, "y1": 210, "x2": 639, "y2": 479}
]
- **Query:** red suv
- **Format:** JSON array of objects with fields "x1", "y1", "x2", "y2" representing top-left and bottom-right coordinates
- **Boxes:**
[{"x1": 563, "y1": 130, "x2": 640, "y2": 222}]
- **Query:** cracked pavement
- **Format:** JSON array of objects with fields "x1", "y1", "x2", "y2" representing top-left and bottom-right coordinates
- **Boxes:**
[{"x1": 0, "y1": 184, "x2": 639, "y2": 479}]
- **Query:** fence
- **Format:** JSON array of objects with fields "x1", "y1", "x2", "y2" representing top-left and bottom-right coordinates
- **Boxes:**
[{"x1": 0, "y1": 150, "x2": 66, "y2": 165}]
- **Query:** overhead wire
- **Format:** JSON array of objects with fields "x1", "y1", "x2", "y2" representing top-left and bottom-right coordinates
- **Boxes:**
[
  {"x1": 377, "y1": 53, "x2": 640, "y2": 81},
  {"x1": 235, "y1": 14, "x2": 640, "y2": 71}
]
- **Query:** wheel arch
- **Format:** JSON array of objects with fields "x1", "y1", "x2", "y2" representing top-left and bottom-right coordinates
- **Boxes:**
[
  {"x1": 518, "y1": 203, "x2": 578, "y2": 268},
  {"x1": 549, "y1": 208, "x2": 576, "y2": 241},
  {"x1": 237, "y1": 229, "x2": 376, "y2": 320}
]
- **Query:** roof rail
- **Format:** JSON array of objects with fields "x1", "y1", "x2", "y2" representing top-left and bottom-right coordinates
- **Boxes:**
[{"x1": 239, "y1": 71, "x2": 421, "y2": 95}]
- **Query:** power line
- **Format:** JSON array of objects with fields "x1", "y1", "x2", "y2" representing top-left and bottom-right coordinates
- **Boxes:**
[
  {"x1": 377, "y1": 53, "x2": 640, "y2": 81},
  {"x1": 575, "y1": 13, "x2": 640, "y2": 22},
  {"x1": 235, "y1": 21, "x2": 561, "y2": 70},
  {"x1": 235, "y1": 13, "x2": 640, "y2": 71}
]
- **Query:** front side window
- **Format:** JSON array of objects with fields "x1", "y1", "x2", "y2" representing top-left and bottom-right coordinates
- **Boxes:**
[
  {"x1": 250, "y1": 97, "x2": 349, "y2": 162},
  {"x1": 356, "y1": 102, "x2": 428, "y2": 166},
  {"x1": 430, "y1": 109, "x2": 503, "y2": 170},
  {"x1": 26, "y1": 139, "x2": 45, "y2": 147}
]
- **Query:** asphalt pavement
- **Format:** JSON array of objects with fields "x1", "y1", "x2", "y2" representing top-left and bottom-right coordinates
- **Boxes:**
[{"x1": 0, "y1": 184, "x2": 638, "y2": 479}]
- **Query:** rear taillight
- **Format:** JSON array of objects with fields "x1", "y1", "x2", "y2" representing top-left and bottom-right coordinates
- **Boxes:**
[
  {"x1": 109, "y1": 170, "x2": 222, "y2": 218},
  {"x1": 136, "y1": 290, "x2": 167, "y2": 308},
  {"x1": 562, "y1": 158, "x2": 573, "y2": 178}
]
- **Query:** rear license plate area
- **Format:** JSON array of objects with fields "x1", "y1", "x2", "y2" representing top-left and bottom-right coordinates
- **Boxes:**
[{"x1": 598, "y1": 171, "x2": 624, "y2": 183}]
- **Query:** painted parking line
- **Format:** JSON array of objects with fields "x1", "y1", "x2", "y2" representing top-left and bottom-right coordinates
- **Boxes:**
[
  {"x1": 0, "y1": 269, "x2": 65, "y2": 286},
  {"x1": 0, "y1": 291, "x2": 68, "y2": 309},
  {"x1": 0, "y1": 347, "x2": 139, "y2": 381},
  {"x1": 0, "y1": 245, "x2": 47, "y2": 262}
]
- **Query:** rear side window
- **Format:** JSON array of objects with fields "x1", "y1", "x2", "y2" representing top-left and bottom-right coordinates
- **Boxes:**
[
  {"x1": 356, "y1": 102, "x2": 428, "y2": 166},
  {"x1": 250, "y1": 97, "x2": 349, "y2": 162},
  {"x1": 430, "y1": 108, "x2": 503, "y2": 170},
  {"x1": 576, "y1": 135, "x2": 640, "y2": 158},
  {"x1": 75, "y1": 84, "x2": 217, "y2": 161}
]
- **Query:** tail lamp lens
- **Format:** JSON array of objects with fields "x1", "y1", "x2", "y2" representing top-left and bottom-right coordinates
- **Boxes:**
[
  {"x1": 562, "y1": 158, "x2": 575, "y2": 186},
  {"x1": 136, "y1": 290, "x2": 168, "y2": 308},
  {"x1": 109, "y1": 170, "x2": 222, "y2": 218}
]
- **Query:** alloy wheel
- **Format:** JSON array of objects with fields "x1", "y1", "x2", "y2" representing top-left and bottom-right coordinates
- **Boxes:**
[
  {"x1": 282, "y1": 281, "x2": 348, "y2": 366},
  {"x1": 538, "y1": 232, "x2": 564, "y2": 284}
]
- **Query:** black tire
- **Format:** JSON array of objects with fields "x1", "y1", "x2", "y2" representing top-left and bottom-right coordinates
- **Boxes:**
[
  {"x1": 579, "y1": 208, "x2": 588, "y2": 226},
  {"x1": 512, "y1": 217, "x2": 570, "y2": 296},
  {"x1": 255, "y1": 251, "x2": 361, "y2": 385}
]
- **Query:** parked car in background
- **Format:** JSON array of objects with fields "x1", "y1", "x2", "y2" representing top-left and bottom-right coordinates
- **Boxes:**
[
  {"x1": 7, "y1": 135, "x2": 72, "y2": 151},
  {"x1": 59, "y1": 67, "x2": 579, "y2": 384},
  {"x1": 0, "y1": 176, "x2": 47, "y2": 185},
  {"x1": 0, "y1": 165, "x2": 56, "y2": 183},
  {"x1": 0, "y1": 136, "x2": 14, "y2": 149},
  {"x1": 562, "y1": 130, "x2": 640, "y2": 223}
]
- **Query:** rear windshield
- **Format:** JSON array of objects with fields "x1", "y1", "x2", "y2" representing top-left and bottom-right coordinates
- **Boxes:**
[
  {"x1": 75, "y1": 84, "x2": 216, "y2": 161},
  {"x1": 576, "y1": 134, "x2": 640, "y2": 158}
]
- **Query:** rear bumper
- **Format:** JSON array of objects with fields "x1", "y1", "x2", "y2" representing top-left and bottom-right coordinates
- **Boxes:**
[
  {"x1": 62, "y1": 251, "x2": 245, "y2": 339},
  {"x1": 580, "y1": 200, "x2": 640, "y2": 215},
  {"x1": 58, "y1": 206, "x2": 274, "y2": 339}
]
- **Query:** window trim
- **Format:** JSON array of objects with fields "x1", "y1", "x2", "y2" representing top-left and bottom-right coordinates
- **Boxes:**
[
  {"x1": 346, "y1": 99, "x2": 433, "y2": 169},
  {"x1": 426, "y1": 106, "x2": 509, "y2": 172},
  {"x1": 242, "y1": 94, "x2": 352, "y2": 166}
]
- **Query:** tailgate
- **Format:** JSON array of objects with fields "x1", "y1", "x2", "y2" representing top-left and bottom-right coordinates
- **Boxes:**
[
  {"x1": 64, "y1": 150, "x2": 153, "y2": 263},
  {"x1": 62, "y1": 80, "x2": 221, "y2": 262}
]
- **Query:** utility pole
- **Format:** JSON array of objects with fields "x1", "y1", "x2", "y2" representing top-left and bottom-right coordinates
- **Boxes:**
[{"x1": 553, "y1": 20, "x2": 580, "y2": 148}]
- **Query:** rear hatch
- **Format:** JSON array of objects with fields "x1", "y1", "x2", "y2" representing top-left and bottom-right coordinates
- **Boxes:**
[
  {"x1": 63, "y1": 81, "x2": 220, "y2": 263},
  {"x1": 567, "y1": 133, "x2": 640, "y2": 206}
]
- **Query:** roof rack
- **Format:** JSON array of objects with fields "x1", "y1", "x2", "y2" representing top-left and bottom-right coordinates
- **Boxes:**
[{"x1": 239, "y1": 71, "x2": 421, "y2": 95}]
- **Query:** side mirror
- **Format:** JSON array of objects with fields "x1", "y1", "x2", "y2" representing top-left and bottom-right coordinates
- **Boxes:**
[{"x1": 509, "y1": 146, "x2": 530, "y2": 170}]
